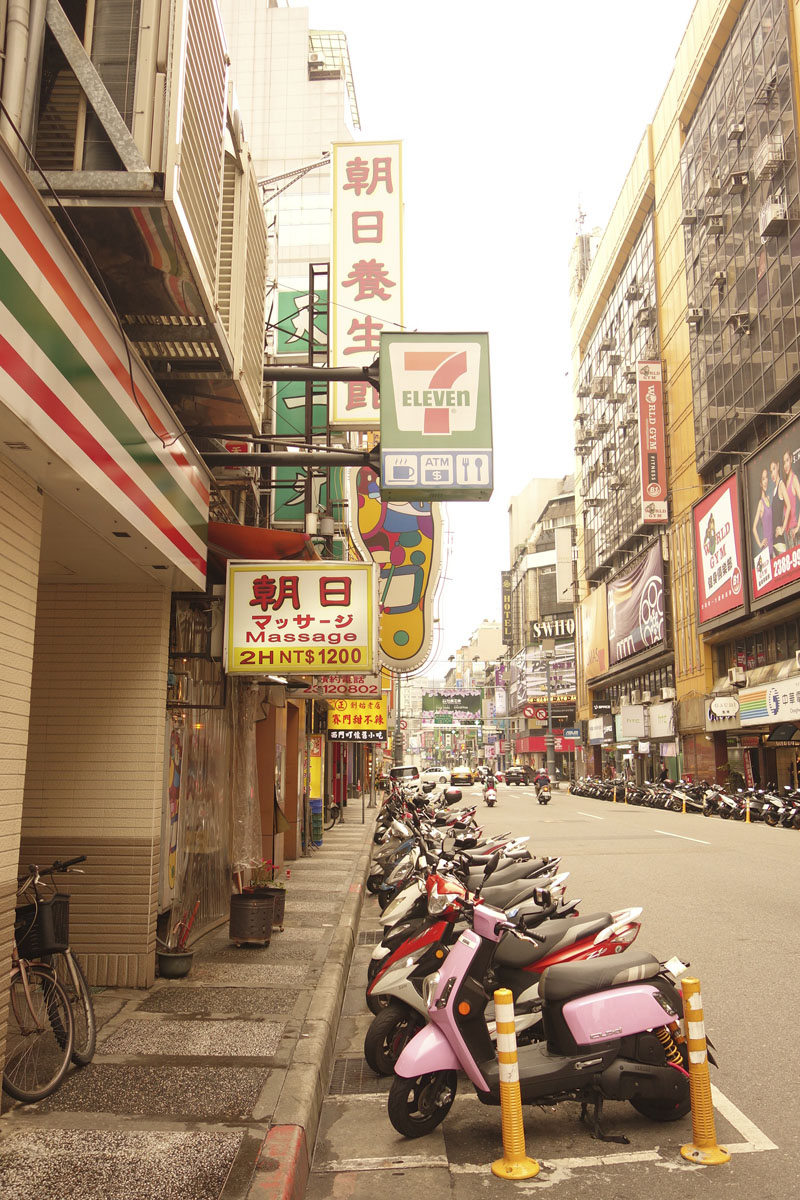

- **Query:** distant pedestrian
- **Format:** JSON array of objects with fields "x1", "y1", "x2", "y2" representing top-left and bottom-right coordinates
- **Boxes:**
[{"x1": 659, "y1": 761, "x2": 670, "y2": 784}]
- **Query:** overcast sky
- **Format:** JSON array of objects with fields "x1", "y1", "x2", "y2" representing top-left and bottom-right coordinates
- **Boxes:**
[{"x1": 301, "y1": 0, "x2": 697, "y2": 670}]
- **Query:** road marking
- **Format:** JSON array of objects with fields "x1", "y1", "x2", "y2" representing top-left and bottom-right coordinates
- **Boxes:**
[
  {"x1": 577, "y1": 810, "x2": 604, "y2": 820},
  {"x1": 314, "y1": 1154, "x2": 449, "y2": 1173},
  {"x1": 654, "y1": 829, "x2": 711, "y2": 844},
  {"x1": 451, "y1": 1150, "x2": 661, "y2": 1174},
  {"x1": 712, "y1": 1084, "x2": 778, "y2": 1151}
]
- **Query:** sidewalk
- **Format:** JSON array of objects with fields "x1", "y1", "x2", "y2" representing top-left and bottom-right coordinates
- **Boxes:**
[{"x1": 0, "y1": 813, "x2": 375, "y2": 1200}]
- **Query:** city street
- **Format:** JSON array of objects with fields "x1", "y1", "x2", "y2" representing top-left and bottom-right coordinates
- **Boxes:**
[{"x1": 308, "y1": 783, "x2": 797, "y2": 1199}]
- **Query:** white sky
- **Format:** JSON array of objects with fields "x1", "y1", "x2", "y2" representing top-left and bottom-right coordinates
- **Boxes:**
[{"x1": 301, "y1": 0, "x2": 697, "y2": 670}]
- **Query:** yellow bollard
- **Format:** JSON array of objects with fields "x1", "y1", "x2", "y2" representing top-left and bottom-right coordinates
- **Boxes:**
[
  {"x1": 745, "y1": 798, "x2": 751, "y2": 824},
  {"x1": 680, "y1": 977, "x2": 731, "y2": 1165},
  {"x1": 491, "y1": 988, "x2": 539, "y2": 1179}
]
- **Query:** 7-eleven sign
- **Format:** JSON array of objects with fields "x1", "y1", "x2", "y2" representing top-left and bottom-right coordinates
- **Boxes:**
[{"x1": 379, "y1": 332, "x2": 493, "y2": 502}]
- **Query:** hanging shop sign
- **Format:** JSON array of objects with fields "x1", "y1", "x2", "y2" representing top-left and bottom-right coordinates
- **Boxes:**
[
  {"x1": 739, "y1": 675, "x2": 800, "y2": 726},
  {"x1": 692, "y1": 473, "x2": 746, "y2": 626},
  {"x1": 607, "y1": 542, "x2": 665, "y2": 666},
  {"x1": 422, "y1": 689, "x2": 482, "y2": 724},
  {"x1": 347, "y1": 466, "x2": 441, "y2": 672},
  {"x1": 743, "y1": 411, "x2": 800, "y2": 609},
  {"x1": 588, "y1": 714, "x2": 615, "y2": 744},
  {"x1": 297, "y1": 674, "x2": 383, "y2": 698},
  {"x1": 379, "y1": 331, "x2": 493, "y2": 500},
  {"x1": 224, "y1": 561, "x2": 377, "y2": 675},
  {"x1": 648, "y1": 702, "x2": 674, "y2": 738},
  {"x1": 329, "y1": 728, "x2": 387, "y2": 742},
  {"x1": 637, "y1": 361, "x2": 668, "y2": 524},
  {"x1": 326, "y1": 698, "x2": 387, "y2": 739},
  {"x1": 501, "y1": 571, "x2": 513, "y2": 645},
  {"x1": 331, "y1": 140, "x2": 403, "y2": 427},
  {"x1": 276, "y1": 288, "x2": 328, "y2": 355},
  {"x1": 580, "y1": 584, "x2": 609, "y2": 680},
  {"x1": 618, "y1": 704, "x2": 647, "y2": 739}
]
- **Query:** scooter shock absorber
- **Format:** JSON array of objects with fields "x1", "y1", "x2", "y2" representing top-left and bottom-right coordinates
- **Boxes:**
[{"x1": 655, "y1": 1024, "x2": 684, "y2": 1066}]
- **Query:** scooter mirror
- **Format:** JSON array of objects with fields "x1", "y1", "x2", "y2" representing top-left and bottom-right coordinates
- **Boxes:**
[{"x1": 477, "y1": 850, "x2": 502, "y2": 894}]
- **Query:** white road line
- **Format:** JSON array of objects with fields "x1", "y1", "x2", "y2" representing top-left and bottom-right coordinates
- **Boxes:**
[
  {"x1": 315, "y1": 1154, "x2": 449, "y2": 1173},
  {"x1": 451, "y1": 1151, "x2": 662, "y2": 1174},
  {"x1": 712, "y1": 1083, "x2": 778, "y2": 1151},
  {"x1": 654, "y1": 829, "x2": 711, "y2": 844},
  {"x1": 577, "y1": 810, "x2": 604, "y2": 820}
]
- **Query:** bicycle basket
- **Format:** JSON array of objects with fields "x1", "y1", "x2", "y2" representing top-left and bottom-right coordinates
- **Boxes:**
[{"x1": 14, "y1": 893, "x2": 70, "y2": 957}]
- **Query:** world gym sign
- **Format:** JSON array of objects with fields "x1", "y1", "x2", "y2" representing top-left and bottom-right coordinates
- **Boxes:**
[{"x1": 379, "y1": 331, "x2": 493, "y2": 501}]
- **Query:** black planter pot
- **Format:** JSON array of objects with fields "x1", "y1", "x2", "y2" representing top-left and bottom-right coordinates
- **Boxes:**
[
  {"x1": 229, "y1": 891, "x2": 275, "y2": 946},
  {"x1": 261, "y1": 886, "x2": 286, "y2": 931},
  {"x1": 157, "y1": 949, "x2": 194, "y2": 978}
]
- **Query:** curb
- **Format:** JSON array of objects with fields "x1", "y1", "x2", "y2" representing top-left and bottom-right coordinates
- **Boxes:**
[{"x1": 245, "y1": 817, "x2": 375, "y2": 1200}]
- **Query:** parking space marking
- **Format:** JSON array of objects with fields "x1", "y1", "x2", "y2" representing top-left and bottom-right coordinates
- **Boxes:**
[
  {"x1": 451, "y1": 1150, "x2": 661, "y2": 1174},
  {"x1": 712, "y1": 1084, "x2": 778, "y2": 1152},
  {"x1": 654, "y1": 829, "x2": 711, "y2": 845},
  {"x1": 314, "y1": 1154, "x2": 449, "y2": 1173}
]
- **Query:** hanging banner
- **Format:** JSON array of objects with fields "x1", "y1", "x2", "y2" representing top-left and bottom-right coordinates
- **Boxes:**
[
  {"x1": 422, "y1": 689, "x2": 482, "y2": 724},
  {"x1": 331, "y1": 140, "x2": 403, "y2": 427},
  {"x1": 637, "y1": 361, "x2": 668, "y2": 524},
  {"x1": 224, "y1": 561, "x2": 377, "y2": 674},
  {"x1": 580, "y1": 584, "x2": 609, "y2": 680},
  {"x1": 692, "y1": 472, "x2": 746, "y2": 625},
  {"x1": 607, "y1": 542, "x2": 665, "y2": 666},
  {"x1": 501, "y1": 571, "x2": 513, "y2": 645}
]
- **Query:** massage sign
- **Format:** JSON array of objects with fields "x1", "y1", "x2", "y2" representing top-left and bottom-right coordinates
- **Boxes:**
[{"x1": 224, "y1": 561, "x2": 378, "y2": 675}]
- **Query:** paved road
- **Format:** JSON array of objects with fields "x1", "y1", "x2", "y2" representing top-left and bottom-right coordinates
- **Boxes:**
[{"x1": 307, "y1": 783, "x2": 798, "y2": 1199}]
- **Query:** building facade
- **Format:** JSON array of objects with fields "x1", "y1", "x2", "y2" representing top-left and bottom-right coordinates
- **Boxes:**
[{"x1": 571, "y1": 0, "x2": 800, "y2": 789}]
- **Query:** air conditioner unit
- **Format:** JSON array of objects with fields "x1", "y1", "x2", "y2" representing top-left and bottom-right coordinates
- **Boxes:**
[
  {"x1": 623, "y1": 363, "x2": 637, "y2": 382},
  {"x1": 712, "y1": 271, "x2": 727, "y2": 288},
  {"x1": 641, "y1": 690, "x2": 652, "y2": 703},
  {"x1": 619, "y1": 694, "x2": 631, "y2": 707},
  {"x1": 625, "y1": 283, "x2": 640, "y2": 302},
  {"x1": 705, "y1": 214, "x2": 725, "y2": 235},
  {"x1": 661, "y1": 687, "x2": 676, "y2": 701},
  {"x1": 630, "y1": 689, "x2": 642, "y2": 705},
  {"x1": 727, "y1": 666, "x2": 746, "y2": 686},
  {"x1": 687, "y1": 307, "x2": 705, "y2": 326},
  {"x1": 577, "y1": 382, "x2": 591, "y2": 398},
  {"x1": 606, "y1": 474, "x2": 621, "y2": 489},
  {"x1": 705, "y1": 177, "x2": 721, "y2": 198},
  {"x1": 760, "y1": 194, "x2": 789, "y2": 238},
  {"x1": 754, "y1": 131, "x2": 785, "y2": 180},
  {"x1": 727, "y1": 171, "x2": 749, "y2": 194},
  {"x1": 599, "y1": 336, "x2": 615, "y2": 352},
  {"x1": 728, "y1": 120, "x2": 745, "y2": 140},
  {"x1": 680, "y1": 208, "x2": 698, "y2": 227},
  {"x1": 727, "y1": 312, "x2": 751, "y2": 335},
  {"x1": 308, "y1": 52, "x2": 327, "y2": 65}
]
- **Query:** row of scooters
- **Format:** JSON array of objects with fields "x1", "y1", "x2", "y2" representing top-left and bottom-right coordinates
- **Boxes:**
[
  {"x1": 570, "y1": 774, "x2": 800, "y2": 826},
  {"x1": 364, "y1": 783, "x2": 702, "y2": 1141}
]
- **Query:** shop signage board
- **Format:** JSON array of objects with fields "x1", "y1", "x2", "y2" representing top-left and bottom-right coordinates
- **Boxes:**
[
  {"x1": 739, "y1": 675, "x2": 800, "y2": 725},
  {"x1": 564, "y1": 726, "x2": 581, "y2": 739},
  {"x1": 619, "y1": 704, "x2": 647, "y2": 739},
  {"x1": 742, "y1": 410, "x2": 800, "y2": 609},
  {"x1": 379, "y1": 331, "x2": 493, "y2": 500},
  {"x1": 326, "y1": 698, "x2": 387, "y2": 738},
  {"x1": 276, "y1": 288, "x2": 327, "y2": 355},
  {"x1": 648, "y1": 702, "x2": 674, "y2": 738},
  {"x1": 296, "y1": 674, "x2": 383, "y2": 698},
  {"x1": 692, "y1": 473, "x2": 746, "y2": 626},
  {"x1": 224, "y1": 561, "x2": 377, "y2": 675},
  {"x1": 331, "y1": 141, "x2": 403, "y2": 427},
  {"x1": 329, "y1": 728, "x2": 387, "y2": 741},
  {"x1": 422, "y1": 689, "x2": 482, "y2": 724},
  {"x1": 607, "y1": 542, "x2": 665, "y2": 666},
  {"x1": 637, "y1": 361, "x2": 668, "y2": 524},
  {"x1": 705, "y1": 694, "x2": 741, "y2": 731},
  {"x1": 580, "y1": 584, "x2": 609, "y2": 680}
]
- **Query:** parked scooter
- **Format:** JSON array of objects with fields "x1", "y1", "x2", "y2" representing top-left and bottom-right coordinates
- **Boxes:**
[{"x1": 388, "y1": 859, "x2": 694, "y2": 1141}]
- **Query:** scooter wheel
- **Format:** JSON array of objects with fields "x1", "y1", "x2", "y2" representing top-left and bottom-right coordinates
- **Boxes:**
[
  {"x1": 702, "y1": 803, "x2": 714, "y2": 817},
  {"x1": 719, "y1": 807, "x2": 731, "y2": 819},
  {"x1": 366, "y1": 986, "x2": 392, "y2": 1016},
  {"x1": 388, "y1": 1069, "x2": 457, "y2": 1137},
  {"x1": 364, "y1": 1003, "x2": 425, "y2": 1075},
  {"x1": 366, "y1": 873, "x2": 382, "y2": 894},
  {"x1": 629, "y1": 980, "x2": 691, "y2": 1122}
]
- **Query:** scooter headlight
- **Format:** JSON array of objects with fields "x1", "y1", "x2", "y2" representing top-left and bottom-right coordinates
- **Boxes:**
[{"x1": 423, "y1": 971, "x2": 441, "y2": 1008}]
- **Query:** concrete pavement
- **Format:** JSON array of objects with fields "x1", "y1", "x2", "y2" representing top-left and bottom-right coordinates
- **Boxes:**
[{"x1": 0, "y1": 813, "x2": 375, "y2": 1200}]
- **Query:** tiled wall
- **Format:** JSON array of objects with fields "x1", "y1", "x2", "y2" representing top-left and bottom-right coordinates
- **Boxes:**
[
  {"x1": 0, "y1": 457, "x2": 44, "y2": 1056},
  {"x1": 22, "y1": 583, "x2": 171, "y2": 987}
]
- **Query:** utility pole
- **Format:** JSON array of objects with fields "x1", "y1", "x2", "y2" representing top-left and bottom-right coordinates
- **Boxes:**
[{"x1": 542, "y1": 639, "x2": 556, "y2": 779}]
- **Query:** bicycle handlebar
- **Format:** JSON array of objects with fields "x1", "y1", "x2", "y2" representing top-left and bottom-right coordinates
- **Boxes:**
[{"x1": 50, "y1": 856, "x2": 87, "y2": 872}]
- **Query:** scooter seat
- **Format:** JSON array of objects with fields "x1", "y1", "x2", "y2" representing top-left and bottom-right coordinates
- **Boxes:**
[
  {"x1": 493, "y1": 912, "x2": 613, "y2": 969},
  {"x1": 539, "y1": 949, "x2": 663, "y2": 1004}
]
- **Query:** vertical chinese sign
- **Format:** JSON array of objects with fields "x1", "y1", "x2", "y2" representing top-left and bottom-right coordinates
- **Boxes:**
[
  {"x1": 501, "y1": 571, "x2": 513, "y2": 646},
  {"x1": 331, "y1": 141, "x2": 403, "y2": 427},
  {"x1": 636, "y1": 361, "x2": 668, "y2": 524},
  {"x1": 224, "y1": 561, "x2": 378, "y2": 674}
]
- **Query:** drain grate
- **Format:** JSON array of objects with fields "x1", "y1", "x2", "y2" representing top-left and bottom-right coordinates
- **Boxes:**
[
  {"x1": 357, "y1": 931, "x2": 383, "y2": 946},
  {"x1": 329, "y1": 1057, "x2": 392, "y2": 1095}
]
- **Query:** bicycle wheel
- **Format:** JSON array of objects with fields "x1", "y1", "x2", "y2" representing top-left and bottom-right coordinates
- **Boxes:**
[
  {"x1": 3, "y1": 964, "x2": 74, "y2": 1102},
  {"x1": 325, "y1": 804, "x2": 341, "y2": 830},
  {"x1": 50, "y1": 952, "x2": 96, "y2": 1066}
]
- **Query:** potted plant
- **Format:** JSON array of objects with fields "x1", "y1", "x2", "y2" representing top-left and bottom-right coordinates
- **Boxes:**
[
  {"x1": 157, "y1": 900, "x2": 198, "y2": 977},
  {"x1": 229, "y1": 860, "x2": 281, "y2": 945}
]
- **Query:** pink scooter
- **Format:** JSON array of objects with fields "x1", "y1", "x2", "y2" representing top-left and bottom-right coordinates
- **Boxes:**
[{"x1": 389, "y1": 869, "x2": 696, "y2": 1141}]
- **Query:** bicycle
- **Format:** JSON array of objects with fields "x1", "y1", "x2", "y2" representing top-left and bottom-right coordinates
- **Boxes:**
[
  {"x1": 15, "y1": 857, "x2": 97, "y2": 1067},
  {"x1": 4, "y1": 883, "x2": 75, "y2": 1102}
]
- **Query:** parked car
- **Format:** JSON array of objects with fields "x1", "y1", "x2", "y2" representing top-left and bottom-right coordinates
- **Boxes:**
[
  {"x1": 450, "y1": 766, "x2": 473, "y2": 787},
  {"x1": 389, "y1": 764, "x2": 420, "y2": 784},
  {"x1": 504, "y1": 765, "x2": 526, "y2": 786}
]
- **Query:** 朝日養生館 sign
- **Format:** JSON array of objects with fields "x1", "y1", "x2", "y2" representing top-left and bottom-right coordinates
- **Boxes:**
[
  {"x1": 330, "y1": 141, "x2": 403, "y2": 428},
  {"x1": 379, "y1": 331, "x2": 493, "y2": 501},
  {"x1": 224, "y1": 561, "x2": 378, "y2": 675}
]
